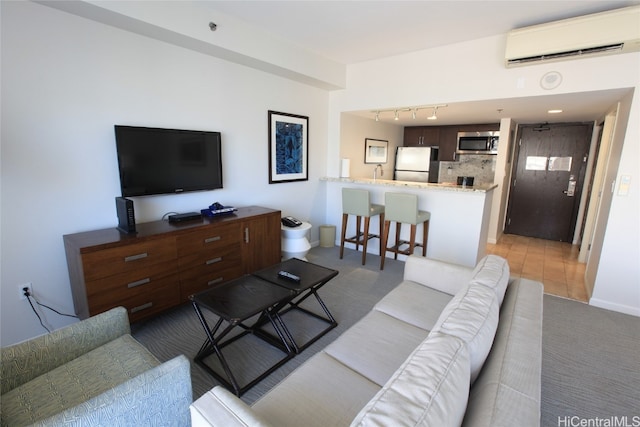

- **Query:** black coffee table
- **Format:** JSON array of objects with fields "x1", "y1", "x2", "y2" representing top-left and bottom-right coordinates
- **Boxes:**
[
  {"x1": 253, "y1": 258, "x2": 339, "y2": 353},
  {"x1": 190, "y1": 275, "x2": 295, "y2": 396}
]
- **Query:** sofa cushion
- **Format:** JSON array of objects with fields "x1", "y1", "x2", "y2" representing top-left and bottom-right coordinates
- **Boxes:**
[
  {"x1": 373, "y1": 280, "x2": 453, "y2": 330},
  {"x1": 1, "y1": 334, "x2": 159, "y2": 426},
  {"x1": 324, "y1": 310, "x2": 429, "y2": 386},
  {"x1": 430, "y1": 283, "x2": 499, "y2": 383},
  {"x1": 252, "y1": 352, "x2": 381, "y2": 427},
  {"x1": 463, "y1": 279, "x2": 543, "y2": 427},
  {"x1": 403, "y1": 256, "x2": 474, "y2": 296},
  {"x1": 350, "y1": 332, "x2": 470, "y2": 427},
  {"x1": 469, "y1": 255, "x2": 510, "y2": 305}
]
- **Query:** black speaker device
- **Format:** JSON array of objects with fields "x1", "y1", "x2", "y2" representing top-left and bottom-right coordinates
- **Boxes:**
[{"x1": 115, "y1": 197, "x2": 137, "y2": 234}]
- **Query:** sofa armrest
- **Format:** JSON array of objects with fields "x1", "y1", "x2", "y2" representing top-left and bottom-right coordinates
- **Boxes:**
[
  {"x1": 31, "y1": 355, "x2": 193, "y2": 427},
  {"x1": 403, "y1": 256, "x2": 474, "y2": 296},
  {"x1": 1, "y1": 306, "x2": 130, "y2": 394},
  {"x1": 191, "y1": 386, "x2": 274, "y2": 427}
]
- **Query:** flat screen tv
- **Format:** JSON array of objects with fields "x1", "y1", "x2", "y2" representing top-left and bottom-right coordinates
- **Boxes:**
[{"x1": 114, "y1": 125, "x2": 223, "y2": 197}]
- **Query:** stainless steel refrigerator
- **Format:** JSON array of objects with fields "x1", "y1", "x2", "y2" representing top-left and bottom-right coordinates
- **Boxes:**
[{"x1": 393, "y1": 146, "x2": 440, "y2": 183}]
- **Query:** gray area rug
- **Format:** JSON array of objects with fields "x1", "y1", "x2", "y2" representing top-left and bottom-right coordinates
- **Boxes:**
[
  {"x1": 132, "y1": 246, "x2": 404, "y2": 404},
  {"x1": 132, "y1": 246, "x2": 640, "y2": 422},
  {"x1": 541, "y1": 294, "x2": 640, "y2": 426}
]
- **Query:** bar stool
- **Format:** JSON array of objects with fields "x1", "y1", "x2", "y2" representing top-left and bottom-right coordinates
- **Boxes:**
[
  {"x1": 340, "y1": 188, "x2": 385, "y2": 265},
  {"x1": 380, "y1": 192, "x2": 430, "y2": 270}
]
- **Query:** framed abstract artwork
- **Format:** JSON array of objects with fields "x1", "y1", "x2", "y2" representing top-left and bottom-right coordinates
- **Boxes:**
[
  {"x1": 268, "y1": 110, "x2": 309, "y2": 183},
  {"x1": 364, "y1": 138, "x2": 388, "y2": 164}
]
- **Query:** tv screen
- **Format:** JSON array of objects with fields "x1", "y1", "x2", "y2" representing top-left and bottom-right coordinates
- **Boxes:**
[{"x1": 114, "y1": 125, "x2": 223, "y2": 197}]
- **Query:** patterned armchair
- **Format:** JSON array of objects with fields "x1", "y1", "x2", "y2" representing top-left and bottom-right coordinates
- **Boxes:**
[{"x1": 1, "y1": 307, "x2": 192, "y2": 426}]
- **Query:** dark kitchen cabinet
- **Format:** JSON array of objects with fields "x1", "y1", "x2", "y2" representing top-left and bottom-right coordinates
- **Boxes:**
[
  {"x1": 404, "y1": 123, "x2": 500, "y2": 161},
  {"x1": 437, "y1": 127, "x2": 459, "y2": 161},
  {"x1": 403, "y1": 126, "x2": 440, "y2": 147}
]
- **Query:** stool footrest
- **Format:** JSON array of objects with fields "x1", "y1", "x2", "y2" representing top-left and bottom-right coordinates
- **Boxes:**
[
  {"x1": 387, "y1": 239, "x2": 424, "y2": 255},
  {"x1": 345, "y1": 233, "x2": 380, "y2": 245}
]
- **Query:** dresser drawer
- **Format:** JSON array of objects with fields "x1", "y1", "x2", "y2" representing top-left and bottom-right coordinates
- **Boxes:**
[
  {"x1": 178, "y1": 252, "x2": 242, "y2": 283},
  {"x1": 89, "y1": 282, "x2": 181, "y2": 323},
  {"x1": 82, "y1": 238, "x2": 177, "y2": 282},
  {"x1": 180, "y1": 265, "x2": 244, "y2": 301},
  {"x1": 177, "y1": 224, "x2": 241, "y2": 257},
  {"x1": 85, "y1": 261, "x2": 178, "y2": 300},
  {"x1": 177, "y1": 243, "x2": 241, "y2": 272}
]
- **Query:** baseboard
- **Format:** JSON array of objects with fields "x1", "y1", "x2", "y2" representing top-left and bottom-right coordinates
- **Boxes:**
[{"x1": 589, "y1": 298, "x2": 640, "y2": 317}]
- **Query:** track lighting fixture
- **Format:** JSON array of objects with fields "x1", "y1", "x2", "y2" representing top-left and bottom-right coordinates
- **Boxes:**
[{"x1": 370, "y1": 104, "x2": 448, "y2": 122}]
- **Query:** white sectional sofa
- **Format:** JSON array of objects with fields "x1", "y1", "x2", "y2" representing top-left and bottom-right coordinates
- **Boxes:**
[{"x1": 190, "y1": 255, "x2": 544, "y2": 427}]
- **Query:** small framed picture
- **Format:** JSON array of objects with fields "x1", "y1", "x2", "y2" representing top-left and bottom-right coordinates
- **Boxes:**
[
  {"x1": 268, "y1": 111, "x2": 309, "y2": 183},
  {"x1": 364, "y1": 138, "x2": 388, "y2": 164}
]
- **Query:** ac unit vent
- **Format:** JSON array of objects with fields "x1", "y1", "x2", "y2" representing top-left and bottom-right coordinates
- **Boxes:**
[
  {"x1": 507, "y1": 43, "x2": 625, "y2": 66},
  {"x1": 505, "y1": 6, "x2": 640, "y2": 67}
]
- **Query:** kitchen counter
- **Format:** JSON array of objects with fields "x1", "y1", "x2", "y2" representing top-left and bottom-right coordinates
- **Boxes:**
[
  {"x1": 321, "y1": 177, "x2": 496, "y2": 267},
  {"x1": 321, "y1": 177, "x2": 497, "y2": 193}
]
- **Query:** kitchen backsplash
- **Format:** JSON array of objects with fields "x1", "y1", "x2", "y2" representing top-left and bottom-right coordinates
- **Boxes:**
[{"x1": 439, "y1": 154, "x2": 496, "y2": 185}]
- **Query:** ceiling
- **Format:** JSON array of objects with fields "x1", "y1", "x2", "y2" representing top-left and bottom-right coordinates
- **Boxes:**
[
  {"x1": 203, "y1": 1, "x2": 639, "y2": 65},
  {"x1": 202, "y1": 1, "x2": 639, "y2": 126},
  {"x1": 347, "y1": 89, "x2": 633, "y2": 126}
]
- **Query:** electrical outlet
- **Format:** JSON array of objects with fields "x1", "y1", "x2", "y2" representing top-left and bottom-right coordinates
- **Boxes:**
[{"x1": 20, "y1": 283, "x2": 32, "y2": 300}]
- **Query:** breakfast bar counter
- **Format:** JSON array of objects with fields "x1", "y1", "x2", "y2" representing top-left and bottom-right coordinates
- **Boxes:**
[{"x1": 321, "y1": 177, "x2": 496, "y2": 267}]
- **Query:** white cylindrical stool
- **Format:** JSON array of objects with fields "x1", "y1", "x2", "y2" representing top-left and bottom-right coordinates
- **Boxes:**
[{"x1": 281, "y1": 221, "x2": 312, "y2": 260}]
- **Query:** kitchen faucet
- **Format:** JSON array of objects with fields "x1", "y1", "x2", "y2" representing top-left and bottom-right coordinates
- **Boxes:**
[{"x1": 373, "y1": 164, "x2": 383, "y2": 180}]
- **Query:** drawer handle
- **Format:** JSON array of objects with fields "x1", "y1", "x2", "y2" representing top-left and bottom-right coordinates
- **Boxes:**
[
  {"x1": 127, "y1": 278, "x2": 151, "y2": 288},
  {"x1": 204, "y1": 236, "x2": 221, "y2": 244},
  {"x1": 205, "y1": 257, "x2": 223, "y2": 265},
  {"x1": 130, "y1": 302, "x2": 153, "y2": 313},
  {"x1": 207, "y1": 277, "x2": 223, "y2": 286},
  {"x1": 124, "y1": 253, "x2": 148, "y2": 262}
]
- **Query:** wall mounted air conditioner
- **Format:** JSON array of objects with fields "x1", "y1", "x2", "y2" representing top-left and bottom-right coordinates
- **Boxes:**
[{"x1": 505, "y1": 5, "x2": 640, "y2": 67}]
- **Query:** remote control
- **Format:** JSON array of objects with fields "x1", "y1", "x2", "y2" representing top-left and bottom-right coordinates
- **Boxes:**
[{"x1": 278, "y1": 271, "x2": 301, "y2": 282}]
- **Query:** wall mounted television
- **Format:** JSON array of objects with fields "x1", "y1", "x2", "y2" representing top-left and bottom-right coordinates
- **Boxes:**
[{"x1": 114, "y1": 125, "x2": 223, "y2": 197}]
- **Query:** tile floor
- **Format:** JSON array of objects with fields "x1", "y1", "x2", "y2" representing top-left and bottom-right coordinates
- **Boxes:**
[{"x1": 486, "y1": 234, "x2": 589, "y2": 302}]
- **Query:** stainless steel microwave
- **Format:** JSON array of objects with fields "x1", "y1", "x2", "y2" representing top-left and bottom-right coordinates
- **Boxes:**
[{"x1": 456, "y1": 131, "x2": 500, "y2": 155}]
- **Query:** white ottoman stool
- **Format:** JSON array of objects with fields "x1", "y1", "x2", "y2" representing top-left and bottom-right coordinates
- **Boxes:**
[{"x1": 281, "y1": 221, "x2": 312, "y2": 260}]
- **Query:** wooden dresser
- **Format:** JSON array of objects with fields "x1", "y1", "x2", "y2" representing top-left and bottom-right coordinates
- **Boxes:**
[{"x1": 63, "y1": 206, "x2": 281, "y2": 322}]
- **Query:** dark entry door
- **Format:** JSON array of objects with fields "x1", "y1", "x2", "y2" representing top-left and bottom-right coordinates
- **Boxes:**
[{"x1": 505, "y1": 123, "x2": 592, "y2": 242}]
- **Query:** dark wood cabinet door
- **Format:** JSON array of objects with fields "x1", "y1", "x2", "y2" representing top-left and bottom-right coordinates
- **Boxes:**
[
  {"x1": 438, "y1": 126, "x2": 459, "y2": 161},
  {"x1": 404, "y1": 126, "x2": 440, "y2": 147},
  {"x1": 421, "y1": 127, "x2": 440, "y2": 146},
  {"x1": 403, "y1": 127, "x2": 424, "y2": 146},
  {"x1": 242, "y1": 211, "x2": 282, "y2": 273}
]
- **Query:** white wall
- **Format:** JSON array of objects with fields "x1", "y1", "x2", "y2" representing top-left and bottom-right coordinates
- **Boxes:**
[
  {"x1": 329, "y1": 36, "x2": 640, "y2": 316},
  {"x1": 590, "y1": 90, "x2": 640, "y2": 315},
  {"x1": 339, "y1": 113, "x2": 404, "y2": 179},
  {"x1": 1, "y1": 2, "x2": 330, "y2": 345},
  {"x1": 487, "y1": 118, "x2": 516, "y2": 244}
]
